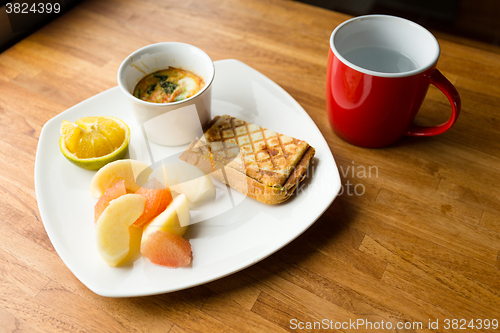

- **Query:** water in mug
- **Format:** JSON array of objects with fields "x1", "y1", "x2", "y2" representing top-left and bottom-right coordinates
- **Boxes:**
[{"x1": 343, "y1": 47, "x2": 418, "y2": 73}]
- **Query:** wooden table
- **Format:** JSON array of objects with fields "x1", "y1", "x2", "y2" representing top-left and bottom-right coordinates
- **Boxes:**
[{"x1": 1, "y1": 0, "x2": 499, "y2": 331}]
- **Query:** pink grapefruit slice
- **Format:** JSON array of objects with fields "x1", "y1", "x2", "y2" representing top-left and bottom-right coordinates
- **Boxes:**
[
  {"x1": 94, "y1": 180, "x2": 127, "y2": 223},
  {"x1": 140, "y1": 230, "x2": 192, "y2": 268},
  {"x1": 133, "y1": 178, "x2": 172, "y2": 227}
]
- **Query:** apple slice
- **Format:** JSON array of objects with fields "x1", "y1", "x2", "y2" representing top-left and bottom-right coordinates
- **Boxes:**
[
  {"x1": 142, "y1": 194, "x2": 190, "y2": 244},
  {"x1": 159, "y1": 162, "x2": 215, "y2": 203},
  {"x1": 96, "y1": 194, "x2": 146, "y2": 267},
  {"x1": 170, "y1": 175, "x2": 215, "y2": 203},
  {"x1": 90, "y1": 159, "x2": 152, "y2": 198}
]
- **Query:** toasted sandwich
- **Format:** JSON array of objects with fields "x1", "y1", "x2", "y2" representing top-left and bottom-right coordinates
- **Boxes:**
[{"x1": 180, "y1": 115, "x2": 315, "y2": 204}]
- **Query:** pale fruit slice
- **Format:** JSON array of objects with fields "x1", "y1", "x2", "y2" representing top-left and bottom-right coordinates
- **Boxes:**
[
  {"x1": 156, "y1": 162, "x2": 215, "y2": 203},
  {"x1": 142, "y1": 194, "x2": 190, "y2": 244},
  {"x1": 133, "y1": 178, "x2": 173, "y2": 227},
  {"x1": 96, "y1": 194, "x2": 146, "y2": 267},
  {"x1": 90, "y1": 159, "x2": 152, "y2": 198},
  {"x1": 119, "y1": 225, "x2": 143, "y2": 266},
  {"x1": 170, "y1": 175, "x2": 215, "y2": 203},
  {"x1": 94, "y1": 180, "x2": 127, "y2": 223},
  {"x1": 160, "y1": 162, "x2": 206, "y2": 185},
  {"x1": 140, "y1": 231, "x2": 192, "y2": 268}
]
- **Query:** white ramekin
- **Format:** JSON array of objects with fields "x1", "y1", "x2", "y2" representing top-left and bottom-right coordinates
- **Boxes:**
[{"x1": 118, "y1": 42, "x2": 215, "y2": 146}]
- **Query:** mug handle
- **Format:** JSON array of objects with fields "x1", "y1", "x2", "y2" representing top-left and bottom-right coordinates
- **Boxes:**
[{"x1": 406, "y1": 69, "x2": 461, "y2": 136}]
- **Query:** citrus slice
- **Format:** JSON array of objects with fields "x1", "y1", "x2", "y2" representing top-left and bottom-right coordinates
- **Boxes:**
[
  {"x1": 94, "y1": 180, "x2": 127, "y2": 223},
  {"x1": 133, "y1": 178, "x2": 173, "y2": 227},
  {"x1": 140, "y1": 230, "x2": 192, "y2": 268},
  {"x1": 59, "y1": 116, "x2": 130, "y2": 170}
]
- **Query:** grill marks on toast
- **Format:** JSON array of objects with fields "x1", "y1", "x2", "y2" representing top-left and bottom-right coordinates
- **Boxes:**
[{"x1": 203, "y1": 115, "x2": 309, "y2": 187}]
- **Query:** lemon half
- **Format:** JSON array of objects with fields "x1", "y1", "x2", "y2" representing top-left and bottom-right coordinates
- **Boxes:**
[{"x1": 60, "y1": 116, "x2": 130, "y2": 170}]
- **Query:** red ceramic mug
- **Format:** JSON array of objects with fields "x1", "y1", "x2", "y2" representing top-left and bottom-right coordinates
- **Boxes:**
[{"x1": 326, "y1": 15, "x2": 461, "y2": 148}]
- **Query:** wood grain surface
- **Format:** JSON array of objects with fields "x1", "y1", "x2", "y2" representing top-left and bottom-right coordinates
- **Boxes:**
[{"x1": 1, "y1": 0, "x2": 499, "y2": 332}]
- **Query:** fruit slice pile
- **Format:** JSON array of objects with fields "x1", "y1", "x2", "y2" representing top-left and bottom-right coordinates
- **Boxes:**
[{"x1": 92, "y1": 159, "x2": 192, "y2": 267}]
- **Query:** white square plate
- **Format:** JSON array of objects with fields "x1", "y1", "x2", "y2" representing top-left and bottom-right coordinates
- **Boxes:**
[{"x1": 35, "y1": 59, "x2": 341, "y2": 297}]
